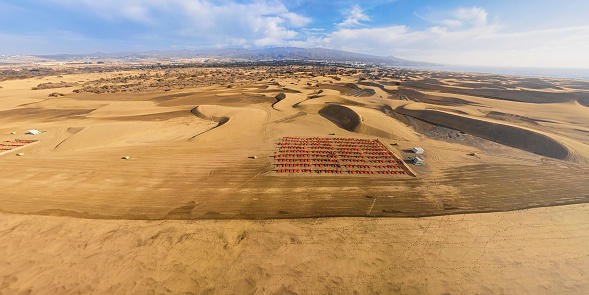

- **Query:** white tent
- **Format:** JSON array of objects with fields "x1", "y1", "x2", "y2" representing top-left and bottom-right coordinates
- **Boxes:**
[
  {"x1": 27, "y1": 129, "x2": 42, "y2": 135},
  {"x1": 412, "y1": 147, "x2": 424, "y2": 153}
]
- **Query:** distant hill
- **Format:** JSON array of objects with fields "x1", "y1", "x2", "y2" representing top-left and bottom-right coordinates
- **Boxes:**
[
  {"x1": 35, "y1": 47, "x2": 433, "y2": 66},
  {"x1": 185, "y1": 47, "x2": 430, "y2": 66}
]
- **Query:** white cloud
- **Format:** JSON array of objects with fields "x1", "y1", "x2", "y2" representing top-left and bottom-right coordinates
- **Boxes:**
[
  {"x1": 336, "y1": 5, "x2": 370, "y2": 28},
  {"x1": 441, "y1": 19, "x2": 463, "y2": 28},
  {"x1": 452, "y1": 7, "x2": 487, "y2": 27},
  {"x1": 417, "y1": 6, "x2": 488, "y2": 29},
  {"x1": 5, "y1": 2, "x2": 589, "y2": 68},
  {"x1": 253, "y1": 17, "x2": 299, "y2": 46},
  {"x1": 282, "y1": 12, "x2": 312, "y2": 28},
  {"x1": 316, "y1": 6, "x2": 589, "y2": 68},
  {"x1": 45, "y1": 0, "x2": 310, "y2": 48},
  {"x1": 120, "y1": 5, "x2": 153, "y2": 24}
]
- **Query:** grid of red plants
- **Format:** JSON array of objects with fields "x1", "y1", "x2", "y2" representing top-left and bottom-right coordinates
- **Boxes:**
[
  {"x1": 0, "y1": 139, "x2": 38, "y2": 154},
  {"x1": 274, "y1": 137, "x2": 413, "y2": 175}
]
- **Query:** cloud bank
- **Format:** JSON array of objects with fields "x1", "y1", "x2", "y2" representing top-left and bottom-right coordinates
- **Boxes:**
[{"x1": 1, "y1": 1, "x2": 588, "y2": 68}]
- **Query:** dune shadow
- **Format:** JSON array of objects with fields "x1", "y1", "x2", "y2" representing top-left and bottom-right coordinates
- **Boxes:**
[
  {"x1": 318, "y1": 104, "x2": 361, "y2": 131},
  {"x1": 397, "y1": 106, "x2": 571, "y2": 160}
]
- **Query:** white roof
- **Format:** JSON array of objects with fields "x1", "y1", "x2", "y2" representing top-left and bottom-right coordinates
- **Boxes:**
[{"x1": 27, "y1": 129, "x2": 41, "y2": 135}]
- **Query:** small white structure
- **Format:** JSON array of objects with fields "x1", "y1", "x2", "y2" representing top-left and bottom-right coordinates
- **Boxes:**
[
  {"x1": 411, "y1": 156, "x2": 425, "y2": 165},
  {"x1": 27, "y1": 129, "x2": 42, "y2": 135},
  {"x1": 412, "y1": 147, "x2": 424, "y2": 154}
]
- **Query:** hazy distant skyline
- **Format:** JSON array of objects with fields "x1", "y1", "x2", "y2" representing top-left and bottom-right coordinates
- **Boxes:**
[{"x1": 1, "y1": 0, "x2": 588, "y2": 68}]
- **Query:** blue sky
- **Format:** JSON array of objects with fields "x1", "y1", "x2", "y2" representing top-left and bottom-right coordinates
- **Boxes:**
[{"x1": 1, "y1": 0, "x2": 588, "y2": 68}]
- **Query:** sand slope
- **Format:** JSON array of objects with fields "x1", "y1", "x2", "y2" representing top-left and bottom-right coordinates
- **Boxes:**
[
  {"x1": 396, "y1": 103, "x2": 572, "y2": 160},
  {"x1": 319, "y1": 104, "x2": 417, "y2": 141},
  {"x1": 0, "y1": 72, "x2": 588, "y2": 219},
  {"x1": 190, "y1": 104, "x2": 269, "y2": 144},
  {"x1": 2, "y1": 66, "x2": 589, "y2": 294},
  {"x1": 1, "y1": 204, "x2": 588, "y2": 294}
]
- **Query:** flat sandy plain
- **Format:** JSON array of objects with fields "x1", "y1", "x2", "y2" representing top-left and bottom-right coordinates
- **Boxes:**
[{"x1": 1, "y1": 66, "x2": 588, "y2": 293}]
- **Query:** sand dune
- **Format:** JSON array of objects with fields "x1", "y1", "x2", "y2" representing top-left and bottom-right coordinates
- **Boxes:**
[
  {"x1": 1, "y1": 66, "x2": 589, "y2": 293},
  {"x1": 0, "y1": 70, "x2": 587, "y2": 219},
  {"x1": 318, "y1": 104, "x2": 400, "y2": 140},
  {"x1": 87, "y1": 101, "x2": 172, "y2": 118},
  {"x1": 396, "y1": 103, "x2": 574, "y2": 160},
  {"x1": 189, "y1": 104, "x2": 268, "y2": 144},
  {"x1": 321, "y1": 104, "x2": 417, "y2": 141},
  {"x1": 271, "y1": 93, "x2": 308, "y2": 111},
  {"x1": 318, "y1": 104, "x2": 361, "y2": 130},
  {"x1": 53, "y1": 119, "x2": 215, "y2": 152}
]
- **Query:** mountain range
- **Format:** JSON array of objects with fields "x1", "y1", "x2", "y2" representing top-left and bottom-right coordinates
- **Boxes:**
[{"x1": 34, "y1": 47, "x2": 433, "y2": 66}]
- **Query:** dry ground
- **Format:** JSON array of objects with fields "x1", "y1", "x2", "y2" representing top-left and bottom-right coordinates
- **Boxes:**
[
  {"x1": 2, "y1": 204, "x2": 589, "y2": 294},
  {"x1": 0, "y1": 66, "x2": 588, "y2": 293}
]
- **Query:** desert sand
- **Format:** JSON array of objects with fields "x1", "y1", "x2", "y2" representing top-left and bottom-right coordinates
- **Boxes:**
[
  {"x1": 0, "y1": 65, "x2": 588, "y2": 293},
  {"x1": 2, "y1": 204, "x2": 589, "y2": 294}
]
